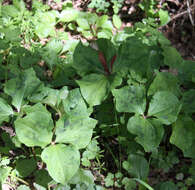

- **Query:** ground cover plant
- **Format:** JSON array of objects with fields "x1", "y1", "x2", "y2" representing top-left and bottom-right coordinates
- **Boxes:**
[{"x1": 0, "y1": 0, "x2": 195, "y2": 190}]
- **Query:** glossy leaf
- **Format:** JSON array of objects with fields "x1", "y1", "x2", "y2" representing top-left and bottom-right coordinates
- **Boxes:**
[
  {"x1": 148, "y1": 91, "x2": 181, "y2": 125},
  {"x1": 41, "y1": 144, "x2": 80, "y2": 184},
  {"x1": 127, "y1": 115, "x2": 164, "y2": 152},
  {"x1": 112, "y1": 85, "x2": 146, "y2": 114}
]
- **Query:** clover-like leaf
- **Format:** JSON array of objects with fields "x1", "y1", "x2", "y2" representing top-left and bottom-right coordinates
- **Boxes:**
[
  {"x1": 127, "y1": 115, "x2": 164, "y2": 152},
  {"x1": 112, "y1": 85, "x2": 146, "y2": 114},
  {"x1": 148, "y1": 91, "x2": 181, "y2": 125},
  {"x1": 41, "y1": 144, "x2": 80, "y2": 184}
]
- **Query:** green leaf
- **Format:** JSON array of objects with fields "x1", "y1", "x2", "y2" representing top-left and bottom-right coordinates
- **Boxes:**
[
  {"x1": 148, "y1": 72, "x2": 181, "y2": 97},
  {"x1": 127, "y1": 115, "x2": 164, "y2": 152},
  {"x1": 73, "y1": 42, "x2": 102, "y2": 76},
  {"x1": 16, "y1": 157, "x2": 36, "y2": 177},
  {"x1": 148, "y1": 91, "x2": 181, "y2": 125},
  {"x1": 14, "y1": 105, "x2": 53, "y2": 148},
  {"x1": 77, "y1": 74, "x2": 110, "y2": 106},
  {"x1": 155, "y1": 181, "x2": 178, "y2": 190},
  {"x1": 69, "y1": 169, "x2": 94, "y2": 185},
  {"x1": 112, "y1": 85, "x2": 146, "y2": 114},
  {"x1": 34, "y1": 169, "x2": 52, "y2": 188},
  {"x1": 62, "y1": 88, "x2": 91, "y2": 117},
  {"x1": 55, "y1": 116, "x2": 97, "y2": 149},
  {"x1": 4, "y1": 68, "x2": 42, "y2": 112},
  {"x1": 170, "y1": 116, "x2": 195, "y2": 158},
  {"x1": 41, "y1": 144, "x2": 80, "y2": 184},
  {"x1": 158, "y1": 9, "x2": 170, "y2": 26},
  {"x1": 114, "y1": 37, "x2": 154, "y2": 75},
  {"x1": 163, "y1": 47, "x2": 183, "y2": 69},
  {"x1": 1, "y1": 5, "x2": 19, "y2": 17},
  {"x1": 96, "y1": 15, "x2": 108, "y2": 28},
  {"x1": 59, "y1": 9, "x2": 79, "y2": 22},
  {"x1": 0, "y1": 97, "x2": 13, "y2": 125},
  {"x1": 0, "y1": 167, "x2": 11, "y2": 184},
  {"x1": 122, "y1": 154, "x2": 149, "y2": 180},
  {"x1": 76, "y1": 18, "x2": 90, "y2": 30},
  {"x1": 113, "y1": 15, "x2": 122, "y2": 29},
  {"x1": 122, "y1": 177, "x2": 136, "y2": 190},
  {"x1": 181, "y1": 89, "x2": 195, "y2": 115}
]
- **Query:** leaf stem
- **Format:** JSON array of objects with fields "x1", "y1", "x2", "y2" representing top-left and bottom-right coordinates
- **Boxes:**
[{"x1": 9, "y1": 174, "x2": 29, "y2": 186}]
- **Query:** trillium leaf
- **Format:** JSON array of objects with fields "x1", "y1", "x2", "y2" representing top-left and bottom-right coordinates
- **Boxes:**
[
  {"x1": 170, "y1": 116, "x2": 195, "y2": 158},
  {"x1": 77, "y1": 74, "x2": 110, "y2": 106},
  {"x1": 148, "y1": 72, "x2": 181, "y2": 97},
  {"x1": 112, "y1": 85, "x2": 146, "y2": 114},
  {"x1": 62, "y1": 88, "x2": 91, "y2": 117},
  {"x1": 76, "y1": 18, "x2": 90, "y2": 30},
  {"x1": 113, "y1": 15, "x2": 122, "y2": 29},
  {"x1": 122, "y1": 154, "x2": 149, "y2": 180},
  {"x1": 0, "y1": 97, "x2": 13, "y2": 124},
  {"x1": 41, "y1": 144, "x2": 80, "y2": 184},
  {"x1": 148, "y1": 91, "x2": 181, "y2": 125},
  {"x1": 127, "y1": 115, "x2": 164, "y2": 152},
  {"x1": 14, "y1": 105, "x2": 53, "y2": 148},
  {"x1": 73, "y1": 42, "x2": 102, "y2": 76},
  {"x1": 59, "y1": 9, "x2": 79, "y2": 22},
  {"x1": 55, "y1": 116, "x2": 97, "y2": 149},
  {"x1": 4, "y1": 68, "x2": 42, "y2": 112},
  {"x1": 181, "y1": 89, "x2": 195, "y2": 115}
]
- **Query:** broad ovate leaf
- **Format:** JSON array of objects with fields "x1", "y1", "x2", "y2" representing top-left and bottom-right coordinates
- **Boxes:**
[
  {"x1": 148, "y1": 91, "x2": 181, "y2": 125},
  {"x1": 59, "y1": 9, "x2": 79, "y2": 22},
  {"x1": 113, "y1": 15, "x2": 122, "y2": 29},
  {"x1": 127, "y1": 115, "x2": 164, "y2": 152},
  {"x1": 77, "y1": 74, "x2": 110, "y2": 106},
  {"x1": 62, "y1": 88, "x2": 91, "y2": 117},
  {"x1": 14, "y1": 104, "x2": 53, "y2": 148},
  {"x1": 148, "y1": 72, "x2": 181, "y2": 97},
  {"x1": 73, "y1": 42, "x2": 102, "y2": 76},
  {"x1": 4, "y1": 68, "x2": 42, "y2": 112},
  {"x1": 41, "y1": 144, "x2": 80, "y2": 184},
  {"x1": 181, "y1": 89, "x2": 195, "y2": 115},
  {"x1": 55, "y1": 116, "x2": 97, "y2": 149},
  {"x1": 76, "y1": 18, "x2": 90, "y2": 30},
  {"x1": 112, "y1": 85, "x2": 146, "y2": 114},
  {"x1": 0, "y1": 97, "x2": 13, "y2": 124},
  {"x1": 122, "y1": 154, "x2": 149, "y2": 180},
  {"x1": 170, "y1": 116, "x2": 195, "y2": 158}
]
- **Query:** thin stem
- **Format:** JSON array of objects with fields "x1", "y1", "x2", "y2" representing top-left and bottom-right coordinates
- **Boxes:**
[{"x1": 9, "y1": 174, "x2": 29, "y2": 186}]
